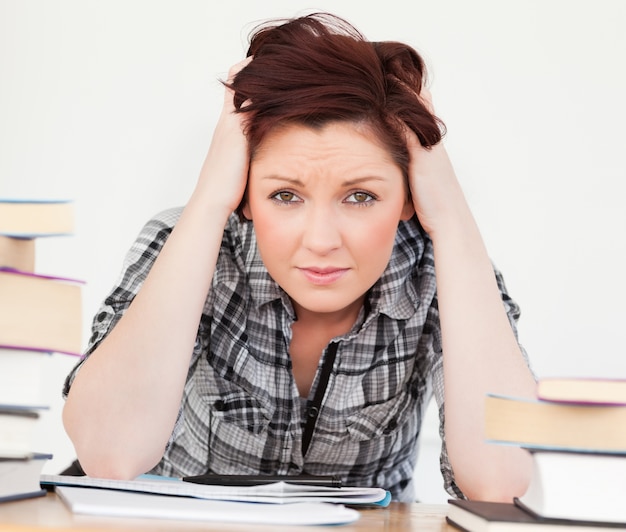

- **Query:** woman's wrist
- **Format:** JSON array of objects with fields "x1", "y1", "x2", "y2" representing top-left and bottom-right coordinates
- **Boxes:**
[{"x1": 185, "y1": 183, "x2": 239, "y2": 227}]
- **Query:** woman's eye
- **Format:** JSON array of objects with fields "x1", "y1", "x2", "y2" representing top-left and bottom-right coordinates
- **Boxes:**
[
  {"x1": 346, "y1": 191, "x2": 375, "y2": 204},
  {"x1": 271, "y1": 191, "x2": 299, "y2": 203}
]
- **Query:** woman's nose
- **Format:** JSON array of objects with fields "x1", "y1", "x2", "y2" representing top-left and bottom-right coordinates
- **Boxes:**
[{"x1": 301, "y1": 206, "x2": 342, "y2": 254}]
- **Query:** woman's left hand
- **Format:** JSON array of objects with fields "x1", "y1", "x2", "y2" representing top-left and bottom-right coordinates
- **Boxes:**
[{"x1": 406, "y1": 92, "x2": 469, "y2": 238}]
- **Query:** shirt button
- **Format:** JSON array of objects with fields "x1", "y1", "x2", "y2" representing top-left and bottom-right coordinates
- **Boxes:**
[
  {"x1": 383, "y1": 418, "x2": 398, "y2": 435},
  {"x1": 307, "y1": 406, "x2": 319, "y2": 419}
]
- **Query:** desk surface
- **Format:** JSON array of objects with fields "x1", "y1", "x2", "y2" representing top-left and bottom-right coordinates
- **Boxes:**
[{"x1": 0, "y1": 492, "x2": 453, "y2": 531}]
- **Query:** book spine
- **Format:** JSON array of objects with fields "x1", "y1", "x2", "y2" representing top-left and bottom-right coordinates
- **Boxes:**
[{"x1": 0, "y1": 267, "x2": 84, "y2": 284}]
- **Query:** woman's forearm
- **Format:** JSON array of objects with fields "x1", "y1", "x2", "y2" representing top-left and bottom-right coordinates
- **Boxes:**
[
  {"x1": 62, "y1": 194, "x2": 232, "y2": 479},
  {"x1": 407, "y1": 137, "x2": 536, "y2": 500},
  {"x1": 433, "y1": 206, "x2": 536, "y2": 501}
]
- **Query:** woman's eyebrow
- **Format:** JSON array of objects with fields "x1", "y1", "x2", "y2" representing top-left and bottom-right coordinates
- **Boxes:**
[
  {"x1": 260, "y1": 175, "x2": 303, "y2": 186},
  {"x1": 341, "y1": 176, "x2": 387, "y2": 187}
]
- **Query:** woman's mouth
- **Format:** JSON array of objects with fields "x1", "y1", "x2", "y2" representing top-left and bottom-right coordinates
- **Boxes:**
[{"x1": 298, "y1": 267, "x2": 349, "y2": 286}]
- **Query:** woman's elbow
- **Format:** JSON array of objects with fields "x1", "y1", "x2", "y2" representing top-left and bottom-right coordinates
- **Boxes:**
[
  {"x1": 460, "y1": 477, "x2": 530, "y2": 503},
  {"x1": 452, "y1": 448, "x2": 532, "y2": 502},
  {"x1": 62, "y1": 400, "x2": 162, "y2": 480}
]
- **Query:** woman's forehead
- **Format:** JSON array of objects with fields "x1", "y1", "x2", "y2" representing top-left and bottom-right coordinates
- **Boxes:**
[{"x1": 252, "y1": 120, "x2": 394, "y2": 163}]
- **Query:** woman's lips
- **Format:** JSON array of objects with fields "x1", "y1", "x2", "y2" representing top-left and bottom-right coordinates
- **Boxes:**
[{"x1": 298, "y1": 267, "x2": 349, "y2": 286}]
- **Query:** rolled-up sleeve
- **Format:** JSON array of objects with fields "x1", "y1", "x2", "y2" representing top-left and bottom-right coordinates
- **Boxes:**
[{"x1": 62, "y1": 207, "x2": 181, "y2": 397}]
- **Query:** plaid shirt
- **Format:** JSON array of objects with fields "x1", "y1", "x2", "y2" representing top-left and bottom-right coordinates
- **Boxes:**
[{"x1": 64, "y1": 207, "x2": 525, "y2": 502}]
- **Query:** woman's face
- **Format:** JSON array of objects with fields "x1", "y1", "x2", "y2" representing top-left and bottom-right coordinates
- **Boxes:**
[{"x1": 243, "y1": 121, "x2": 414, "y2": 321}]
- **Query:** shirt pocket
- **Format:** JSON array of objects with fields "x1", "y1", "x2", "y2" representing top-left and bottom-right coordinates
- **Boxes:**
[
  {"x1": 345, "y1": 389, "x2": 415, "y2": 441},
  {"x1": 196, "y1": 354, "x2": 274, "y2": 434},
  {"x1": 194, "y1": 359, "x2": 275, "y2": 473},
  {"x1": 304, "y1": 388, "x2": 417, "y2": 482},
  {"x1": 209, "y1": 387, "x2": 272, "y2": 434}
]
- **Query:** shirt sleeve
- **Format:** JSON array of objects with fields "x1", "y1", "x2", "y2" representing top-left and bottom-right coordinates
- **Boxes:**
[
  {"x1": 62, "y1": 207, "x2": 182, "y2": 397},
  {"x1": 429, "y1": 263, "x2": 532, "y2": 499}
]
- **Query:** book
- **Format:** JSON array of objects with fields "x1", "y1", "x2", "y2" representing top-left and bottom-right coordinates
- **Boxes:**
[
  {"x1": 446, "y1": 499, "x2": 625, "y2": 531},
  {"x1": 0, "y1": 199, "x2": 78, "y2": 479},
  {"x1": 484, "y1": 393, "x2": 626, "y2": 453},
  {"x1": 0, "y1": 236, "x2": 35, "y2": 272},
  {"x1": 0, "y1": 347, "x2": 51, "y2": 408},
  {"x1": 0, "y1": 453, "x2": 50, "y2": 503},
  {"x1": 40, "y1": 473, "x2": 391, "y2": 506},
  {"x1": 0, "y1": 268, "x2": 83, "y2": 355},
  {"x1": 55, "y1": 486, "x2": 361, "y2": 526},
  {"x1": 0, "y1": 199, "x2": 74, "y2": 238},
  {"x1": 537, "y1": 377, "x2": 626, "y2": 406},
  {"x1": 516, "y1": 450, "x2": 626, "y2": 524},
  {"x1": 0, "y1": 406, "x2": 44, "y2": 458}
]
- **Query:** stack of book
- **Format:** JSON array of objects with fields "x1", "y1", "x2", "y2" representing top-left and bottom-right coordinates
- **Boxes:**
[
  {"x1": 447, "y1": 377, "x2": 626, "y2": 531},
  {"x1": 0, "y1": 199, "x2": 82, "y2": 503}
]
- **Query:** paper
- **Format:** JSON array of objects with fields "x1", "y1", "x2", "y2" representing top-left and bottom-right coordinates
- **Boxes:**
[
  {"x1": 41, "y1": 474, "x2": 390, "y2": 506},
  {"x1": 56, "y1": 486, "x2": 360, "y2": 526}
]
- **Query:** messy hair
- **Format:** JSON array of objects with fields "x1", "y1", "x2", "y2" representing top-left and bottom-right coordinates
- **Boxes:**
[{"x1": 228, "y1": 12, "x2": 445, "y2": 199}]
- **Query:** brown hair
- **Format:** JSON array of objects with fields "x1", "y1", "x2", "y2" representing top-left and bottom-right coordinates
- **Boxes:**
[{"x1": 228, "y1": 12, "x2": 445, "y2": 205}]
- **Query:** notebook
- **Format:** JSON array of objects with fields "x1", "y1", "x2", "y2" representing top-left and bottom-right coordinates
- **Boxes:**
[{"x1": 56, "y1": 486, "x2": 360, "y2": 526}]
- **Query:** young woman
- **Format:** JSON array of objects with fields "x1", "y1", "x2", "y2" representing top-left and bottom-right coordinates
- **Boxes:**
[{"x1": 62, "y1": 13, "x2": 536, "y2": 502}]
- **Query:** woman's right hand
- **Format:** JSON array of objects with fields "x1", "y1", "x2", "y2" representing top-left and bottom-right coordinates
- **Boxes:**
[{"x1": 194, "y1": 57, "x2": 253, "y2": 215}]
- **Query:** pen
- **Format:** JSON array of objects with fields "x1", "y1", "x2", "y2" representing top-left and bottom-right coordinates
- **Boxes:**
[{"x1": 182, "y1": 473, "x2": 342, "y2": 488}]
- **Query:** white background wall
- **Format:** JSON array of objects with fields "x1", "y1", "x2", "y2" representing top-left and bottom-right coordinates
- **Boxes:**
[{"x1": 1, "y1": 0, "x2": 625, "y2": 503}]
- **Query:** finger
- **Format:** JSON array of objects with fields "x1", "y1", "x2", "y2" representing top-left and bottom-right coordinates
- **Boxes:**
[
  {"x1": 227, "y1": 56, "x2": 253, "y2": 83},
  {"x1": 223, "y1": 56, "x2": 254, "y2": 109}
]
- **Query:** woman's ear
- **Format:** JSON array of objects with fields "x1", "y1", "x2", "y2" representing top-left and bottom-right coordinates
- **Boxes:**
[
  {"x1": 241, "y1": 200, "x2": 252, "y2": 221},
  {"x1": 400, "y1": 197, "x2": 415, "y2": 221}
]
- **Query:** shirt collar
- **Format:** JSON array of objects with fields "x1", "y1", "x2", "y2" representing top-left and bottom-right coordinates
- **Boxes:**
[
  {"x1": 237, "y1": 219, "x2": 289, "y2": 313},
  {"x1": 366, "y1": 217, "x2": 427, "y2": 322}
]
